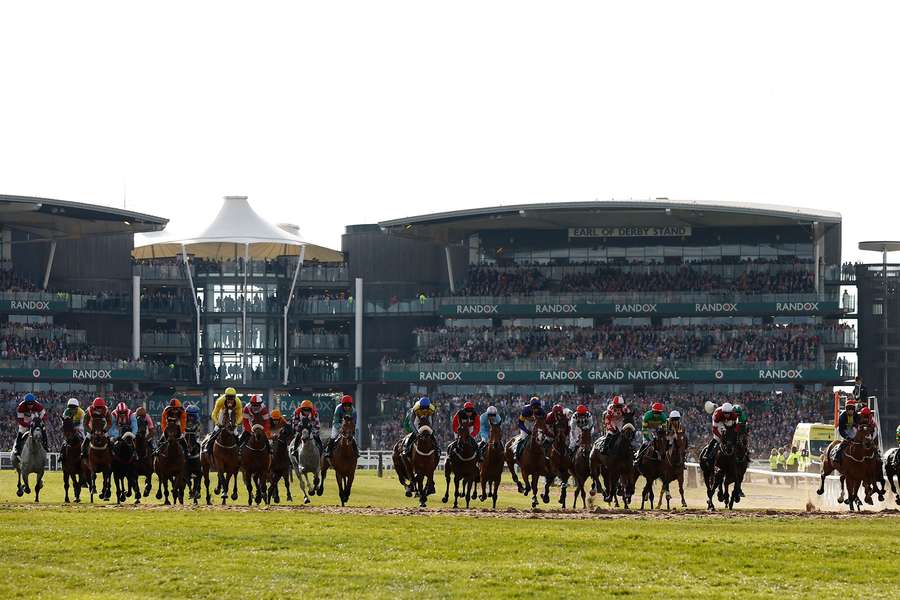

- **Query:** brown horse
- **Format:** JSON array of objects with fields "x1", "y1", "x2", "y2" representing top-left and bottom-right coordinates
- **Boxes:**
[
  {"x1": 392, "y1": 422, "x2": 439, "y2": 507},
  {"x1": 86, "y1": 425, "x2": 113, "y2": 503},
  {"x1": 637, "y1": 430, "x2": 669, "y2": 510},
  {"x1": 61, "y1": 419, "x2": 86, "y2": 503},
  {"x1": 154, "y1": 424, "x2": 186, "y2": 505},
  {"x1": 442, "y1": 428, "x2": 480, "y2": 509},
  {"x1": 590, "y1": 424, "x2": 636, "y2": 509},
  {"x1": 322, "y1": 416, "x2": 358, "y2": 506},
  {"x1": 183, "y1": 429, "x2": 203, "y2": 504},
  {"x1": 268, "y1": 425, "x2": 294, "y2": 504},
  {"x1": 504, "y1": 416, "x2": 550, "y2": 509},
  {"x1": 571, "y1": 428, "x2": 593, "y2": 509},
  {"x1": 112, "y1": 432, "x2": 142, "y2": 504},
  {"x1": 656, "y1": 428, "x2": 688, "y2": 509},
  {"x1": 133, "y1": 425, "x2": 154, "y2": 497},
  {"x1": 240, "y1": 424, "x2": 271, "y2": 506},
  {"x1": 701, "y1": 427, "x2": 749, "y2": 511},
  {"x1": 548, "y1": 424, "x2": 574, "y2": 508},
  {"x1": 479, "y1": 421, "x2": 505, "y2": 509},
  {"x1": 885, "y1": 447, "x2": 900, "y2": 505},
  {"x1": 817, "y1": 425, "x2": 877, "y2": 511},
  {"x1": 201, "y1": 410, "x2": 241, "y2": 505}
]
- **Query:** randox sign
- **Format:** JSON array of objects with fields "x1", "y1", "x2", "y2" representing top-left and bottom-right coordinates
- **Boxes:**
[
  {"x1": 438, "y1": 301, "x2": 841, "y2": 318},
  {"x1": 382, "y1": 368, "x2": 846, "y2": 384},
  {"x1": 0, "y1": 368, "x2": 146, "y2": 381},
  {"x1": 0, "y1": 299, "x2": 69, "y2": 313}
]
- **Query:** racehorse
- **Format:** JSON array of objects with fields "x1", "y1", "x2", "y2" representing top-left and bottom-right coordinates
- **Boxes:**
[
  {"x1": 321, "y1": 416, "x2": 358, "y2": 506},
  {"x1": 701, "y1": 427, "x2": 748, "y2": 511},
  {"x1": 392, "y1": 421, "x2": 438, "y2": 507},
  {"x1": 547, "y1": 424, "x2": 574, "y2": 508},
  {"x1": 240, "y1": 424, "x2": 271, "y2": 506},
  {"x1": 133, "y1": 423, "x2": 154, "y2": 497},
  {"x1": 86, "y1": 423, "x2": 113, "y2": 503},
  {"x1": 637, "y1": 429, "x2": 669, "y2": 510},
  {"x1": 268, "y1": 425, "x2": 294, "y2": 504},
  {"x1": 442, "y1": 427, "x2": 479, "y2": 509},
  {"x1": 13, "y1": 417, "x2": 47, "y2": 503},
  {"x1": 571, "y1": 428, "x2": 593, "y2": 509},
  {"x1": 885, "y1": 447, "x2": 900, "y2": 505},
  {"x1": 479, "y1": 420, "x2": 505, "y2": 509},
  {"x1": 290, "y1": 421, "x2": 321, "y2": 504},
  {"x1": 154, "y1": 424, "x2": 186, "y2": 505},
  {"x1": 817, "y1": 424, "x2": 878, "y2": 511},
  {"x1": 201, "y1": 409, "x2": 241, "y2": 505},
  {"x1": 656, "y1": 427, "x2": 688, "y2": 509},
  {"x1": 590, "y1": 424, "x2": 636, "y2": 509},
  {"x1": 183, "y1": 428, "x2": 203, "y2": 504},
  {"x1": 111, "y1": 432, "x2": 141, "y2": 504},
  {"x1": 504, "y1": 415, "x2": 551, "y2": 509},
  {"x1": 61, "y1": 418, "x2": 85, "y2": 503}
]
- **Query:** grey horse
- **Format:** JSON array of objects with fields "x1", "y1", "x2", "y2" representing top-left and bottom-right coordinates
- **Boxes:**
[
  {"x1": 290, "y1": 426, "x2": 321, "y2": 504},
  {"x1": 12, "y1": 418, "x2": 47, "y2": 502}
]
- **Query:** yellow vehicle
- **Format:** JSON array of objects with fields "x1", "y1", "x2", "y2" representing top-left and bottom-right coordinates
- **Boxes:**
[{"x1": 792, "y1": 423, "x2": 837, "y2": 465}]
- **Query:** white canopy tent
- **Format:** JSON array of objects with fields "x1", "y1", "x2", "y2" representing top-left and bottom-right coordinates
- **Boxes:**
[{"x1": 133, "y1": 196, "x2": 343, "y2": 385}]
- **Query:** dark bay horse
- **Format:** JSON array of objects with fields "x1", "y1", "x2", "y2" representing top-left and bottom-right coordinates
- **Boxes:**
[
  {"x1": 548, "y1": 424, "x2": 574, "y2": 508},
  {"x1": 61, "y1": 418, "x2": 85, "y2": 503},
  {"x1": 269, "y1": 425, "x2": 294, "y2": 504},
  {"x1": 133, "y1": 425, "x2": 154, "y2": 497},
  {"x1": 154, "y1": 425, "x2": 186, "y2": 505},
  {"x1": 656, "y1": 428, "x2": 688, "y2": 509},
  {"x1": 240, "y1": 424, "x2": 271, "y2": 506},
  {"x1": 86, "y1": 425, "x2": 113, "y2": 503},
  {"x1": 702, "y1": 428, "x2": 748, "y2": 511},
  {"x1": 885, "y1": 447, "x2": 900, "y2": 505},
  {"x1": 201, "y1": 410, "x2": 240, "y2": 505},
  {"x1": 442, "y1": 428, "x2": 479, "y2": 509},
  {"x1": 112, "y1": 432, "x2": 142, "y2": 504},
  {"x1": 321, "y1": 416, "x2": 358, "y2": 506},
  {"x1": 572, "y1": 428, "x2": 593, "y2": 509},
  {"x1": 184, "y1": 428, "x2": 203, "y2": 504},
  {"x1": 817, "y1": 425, "x2": 877, "y2": 511},
  {"x1": 504, "y1": 416, "x2": 550, "y2": 509},
  {"x1": 591, "y1": 424, "x2": 635, "y2": 509},
  {"x1": 637, "y1": 430, "x2": 669, "y2": 511},
  {"x1": 392, "y1": 422, "x2": 438, "y2": 507},
  {"x1": 479, "y1": 421, "x2": 504, "y2": 509}
]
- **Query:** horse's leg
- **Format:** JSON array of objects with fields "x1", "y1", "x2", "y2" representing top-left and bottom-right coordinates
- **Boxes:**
[
  {"x1": 64, "y1": 472, "x2": 71, "y2": 503},
  {"x1": 284, "y1": 470, "x2": 293, "y2": 502},
  {"x1": 336, "y1": 473, "x2": 346, "y2": 507},
  {"x1": 507, "y1": 453, "x2": 523, "y2": 493},
  {"x1": 243, "y1": 470, "x2": 253, "y2": 506},
  {"x1": 231, "y1": 470, "x2": 239, "y2": 501},
  {"x1": 442, "y1": 463, "x2": 452, "y2": 504},
  {"x1": 558, "y1": 472, "x2": 568, "y2": 508},
  {"x1": 34, "y1": 472, "x2": 43, "y2": 503},
  {"x1": 838, "y1": 475, "x2": 846, "y2": 504}
]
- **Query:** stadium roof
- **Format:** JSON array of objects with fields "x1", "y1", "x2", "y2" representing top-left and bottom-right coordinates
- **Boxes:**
[
  {"x1": 0, "y1": 194, "x2": 167, "y2": 239},
  {"x1": 378, "y1": 199, "x2": 841, "y2": 244},
  {"x1": 133, "y1": 196, "x2": 343, "y2": 261}
]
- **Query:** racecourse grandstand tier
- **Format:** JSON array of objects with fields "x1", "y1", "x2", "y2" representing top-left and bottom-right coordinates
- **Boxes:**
[{"x1": 347, "y1": 200, "x2": 855, "y2": 406}]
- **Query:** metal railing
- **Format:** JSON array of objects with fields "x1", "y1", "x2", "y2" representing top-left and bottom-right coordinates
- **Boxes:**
[
  {"x1": 141, "y1": 332, "x2": 192, "y2": 348},
  {"x1": 383, "y1": 358, "x2": 827, "y2": 372},
  {"x1": 292, "y1": 333, "x2": 351, "y2": 351}
]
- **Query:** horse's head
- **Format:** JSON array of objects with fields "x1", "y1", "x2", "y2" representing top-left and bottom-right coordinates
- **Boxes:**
[
  {"x1": 340, "y1": 417, "x2": 354, "y2": 435},
  {"x1": 251, "y1": 423, "x2": 266, "y2": 440},
  {"x1": 300, "y1": 426, "x2": 311, "y2": 441},
  {"x1": 62, "y1": 418, "x2": 76, "y2": 438},
  {"x1": 489, "y1": 420, "x2": 502, "y2": 443},
  {"x1": 30, "y1": 417, "x2": 44, "y2": 434},
  {"x1": 166, "y1": 424, "x2": 182, "y2": 440},
  {"x1": 416, "y1": 425, "x2": 436, "y2": 449},
  {"x1": 580, "y1": 428, "x2": 592, "y2": 447},
  {"x1": 622, "y1": 423, "x2": 635, "y2": 442}
]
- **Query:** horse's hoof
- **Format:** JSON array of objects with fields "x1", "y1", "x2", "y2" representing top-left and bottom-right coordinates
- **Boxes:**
[
  {"x1": 15, "y1": 489, "x2": 23, "y2": 497},
  {"x1": 164, "y1": 500, "x2": 171, "y2": 506},
  {"x1": 441, "y1": 496, "x2": 448, "y2": 503},
  {"x1": 231, "y1": 492, "x2": 238, "y2": 501},
  {"x1": 877, "y1": 493, "x2": 885, "y2": 502},
  {"x1": 304, "y1": 497, "x2": 310, "y2": 504},
  {"x1": 816, "y1": 489, "x2": 824, "y2": 496},
  {"x1": 405, "y1": 491, "x2": 413, "y2": 498},
  {"x1": 135, "y1": 499, "x2": 141, "y2": 505},
  {"x1": 865, "y1": 497, "x2": 874, "y2": 505}
]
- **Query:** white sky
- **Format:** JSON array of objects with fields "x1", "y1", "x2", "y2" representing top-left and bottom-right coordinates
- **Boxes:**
[{"x1": 1, "y1": 1, "x2": 898, "y2": 261}]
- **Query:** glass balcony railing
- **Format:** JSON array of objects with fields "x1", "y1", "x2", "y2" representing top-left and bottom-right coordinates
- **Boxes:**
[
  {"x1": 142, "y1": 332, "x2": 192, "y2": 348},
  {"x1": 132, "y1": 263, "x2": 188, "y2": 280},
  {"x1": 292, "y1": 333, "x2": 351, "y2": 351},
  {"x1": 382, "y1": 358, "x2": 827, "y2": 372}
]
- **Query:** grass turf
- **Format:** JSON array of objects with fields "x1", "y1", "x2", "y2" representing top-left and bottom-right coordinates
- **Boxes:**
[{"x1": 1, "y1": 472, "x2": 898, "y2": 599}]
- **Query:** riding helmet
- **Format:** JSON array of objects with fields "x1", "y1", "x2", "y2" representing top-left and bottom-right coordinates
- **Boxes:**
[
  {"x1": 463, "y1": 401, "x2": 475, "y2": 410},
  {"x1": 67, "y1": 398, "x2": 79, "y2": 408},
  {"x1": 225, "y1": 387, "x2": 237, "y2": 397},
  {"x1": 651, "y1": 402, "x2": 665, "y2": 412},
  {"x1": 169, "y1": 398, "x2": 182, "y2": 408},
  {"x1": 341, "y1": 394, "x2": 353, "y2": 405},
  {"x1": 859, "y1": 407, "x2": 872, "y2": 416},
  {"x1": 529, "y1": 396, "x2": 541, "y2": 407},
  {"x1": 250, "y1": 395, "x2": 262, "y2": 404},
  {"x1": 669, "y1": 410, "x2": 681, "y2": 419},
  {"x1": 271, "y1": 409, "x2": 282, "y2": 420},
  {"x1": 575, "y1": 405, "x2": 588, "y2": 415},
  {"x1": 24, "y1": 393, "x2": 35, "y2": 403},
  {"x1": 186, "y1": 404, "x2": 200, "y2": 416},
  {"x1": 720, "y1": 402, "x2": 734, "y2": 413},
  {"x1": 92, "y1": 397, "x2": 106, "y2": 409},
  {"x1": 552, "y1": 403, "x2": 564, "y2": 413},
  {"x1": 486, "y1": 406, "x2": 498, "y2": 415},
  {"x1": 419, "y1": 397, "x2": 431, "y2": 409}
]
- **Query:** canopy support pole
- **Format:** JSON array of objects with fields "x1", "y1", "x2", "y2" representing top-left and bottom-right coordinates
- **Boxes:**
[
  {"x1": 182, "y1": 245, "x2": 201, "y2": 385},
  {"x1": 242, "y1": 243, "x2": 250, "y2": 385},
  {"x1": 283, "y1": 245, "x2": 306, "y2": 386},
  {"x1": 42, "y1": 240, "x2": 57, "y2": 290}
]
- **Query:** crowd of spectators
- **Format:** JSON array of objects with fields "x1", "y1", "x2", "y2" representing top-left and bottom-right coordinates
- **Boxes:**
[
  {"x1": 458, "y1": 263, "x2": 816, "y2": 297},
  {"x1": 408, "y1": 323, "x2": 848, "y2": 365},
  {"x1": 367, "y1": 390, "x2": 832, "y2": 459},
  {"x1": 0, "y1": 269, "x2": 39, "y2": 293},
  {"x1": 0, "y1": 390, "x2": 151, "y2": 451},
  {"x1": 0, "y1": 323, "x2": 135, "y2": 363}
]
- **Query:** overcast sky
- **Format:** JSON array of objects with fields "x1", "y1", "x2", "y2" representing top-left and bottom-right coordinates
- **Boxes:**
[{"x1": 1, "y1": 2, "x2": 897, "y2": 261}]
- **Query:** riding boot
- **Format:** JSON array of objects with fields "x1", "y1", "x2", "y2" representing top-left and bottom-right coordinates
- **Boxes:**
[
  {"x1": 13, "y1": 432, "x2": 24, "y2": 457},
  {"x1": 403, "y1": 433, "x2": 416, "y2": 459},
  {"x1": 81, "y1": 436, "x2": 90, "y2": 459},
  {"x1": 40, "y1": 429, "x2": 50, "y2": 452},
  {"x1": 179, "y1": 438, "x2": 189, "y2": 455},
  {"x1": 324, "y1": 437, "x2": 335, "y2": 459},
  {"x1": 350, "y1": 436, "x2": 360, "y2": 458}
]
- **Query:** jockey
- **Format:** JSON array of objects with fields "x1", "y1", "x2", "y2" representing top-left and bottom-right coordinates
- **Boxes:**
[
  {"x1": 568, "y1": 404, "x2": 594, "y2": 452},
  {"x1": 545, "y1": 403, "x2": 570, "y2": 438},
  {"x1": 449, "y1": 401, "x2": 480, "y2": 457},
  {"x1": 14, "y1": 392, "x2": 49, "y2": 456},
  {"x1": 82, "y1": 397, "x2": 111, "y2": 458},
  {"x1": 667, "y1": 410, "x2": 684, "y2": 438},
  {"x1": 733, "y1": 404, "x2": 750, "y2": 434},
  {"x1": 184, "y1": 404, "x2": 202, "y2": 436},
  {"x1": 291, "y1": 399, "x2": 322, "y2": 454},
  {"x1": 403, "y1": 396, "x2": 436, "y2": 459},
  {"x1": 241, "y1": 395, "x2": 271, "y2": 452},
  {"x1": 834, "y1": 399, "x2": 859, "y2": 462},
  {"x1": 269, "y1": 409, "x2": 290, "y2": 438},
  {"x1": 514, "y1": 396, "x2": 546, "y2": 460},
  {"x1": 479, "y1": 405, "x2": 502, "y2": 444},
  {"x1": 711, "y1": 402, "x2": 738, "y2": 444},
  {"x1": 109, "y1": 402, "x2": 132, "y2": 439},
  {"x1": 132, "y1": 405, "x2": 156, "y2": 450},
  {"x1": 857, "y1": 407, "x2": 880, "y2": 462},
  {"x1": 62, "y1": 398, "x2": 85, "y2": 438},
  {"x1": 207, "y1": 387, "x2": 244, "y2": 449},
  {"x1": 637, "y1": 402, "x2": 668, "y2": 460},
  {"x1": 326, "y1": 394, "x2": 359, "y2": 459},
  {"x1": 159, "y1": 398, "x2": 189, "y2": 455},
  {"x1": 600, "y1": 394, "x2": 634, "y2": 454}
]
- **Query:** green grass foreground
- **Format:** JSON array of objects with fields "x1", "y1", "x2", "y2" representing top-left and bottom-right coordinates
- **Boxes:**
[{"x1": 1, "y1": 472, "x2": 898, "y2": 599}]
